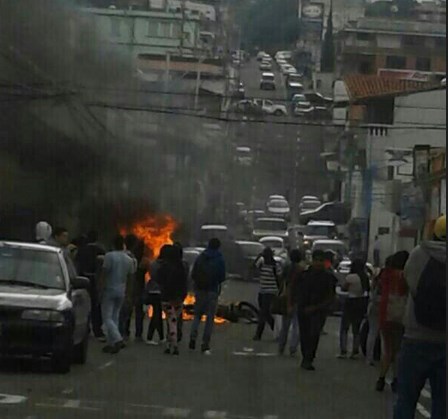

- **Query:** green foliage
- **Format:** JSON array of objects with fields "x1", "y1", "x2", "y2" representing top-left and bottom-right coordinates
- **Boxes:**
[{"x1": 238, "y1": 0, "x2": 299, "y2": 50}]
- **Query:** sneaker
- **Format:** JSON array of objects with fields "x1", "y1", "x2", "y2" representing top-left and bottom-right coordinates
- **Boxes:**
[
  {"x1": 301, "y1": 362, "x2": 316, "y2": 371},
  {"x1": 203, "y1": 349, "x2": 212, "y2": 356},
  {"x1": 201, "y1": 344, "x2": 211, "y2": 354},
  {"x1": 145, "y1": 340, "x2": 159, "y2": 346},
  {"x1": 337, "y1": 353, "x2": 348, "y2": 359},
  {"x1": 189, "y1": 340, "x2": 196, "y2": 350},
  {"x1": 164, "y1": 347, "x2": 171, "y2": 355},
  {"x1": 375, "y1": 377, "x2": 386, "y2": 392},
  {"x1": 391, "y1": 378, "x2": 398, "y2": 393}
]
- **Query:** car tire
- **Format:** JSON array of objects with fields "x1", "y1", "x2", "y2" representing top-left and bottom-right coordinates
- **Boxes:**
[
  {"x1": 73, "y1": 328, "x2": 89, "y2": 365},
  {"x1": 52, "y1": 343, "x2": 72, "y2": 374},
  {"x1": 274, "y1": 110, "x2": 283, "y2": 116}
]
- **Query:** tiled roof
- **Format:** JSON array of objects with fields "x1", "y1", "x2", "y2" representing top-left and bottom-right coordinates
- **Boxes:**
[{"x1": 343, "y1": 75, "x2": 435, "y2": 101}]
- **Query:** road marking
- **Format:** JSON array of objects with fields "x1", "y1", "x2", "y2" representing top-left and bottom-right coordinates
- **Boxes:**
[
  {"x1": 98, "y1": 360, "x2": 114, "y2": 370},
  {"x1": 263, "y1": 416, "x2": 279, "y2": 419},
  {"x1": 0, "y1": 393, "x2": 27, "y2": 404},
  {"x1": 242, "y1": 347, "x2": 254, "y2": 352},
  {"x1": 421, "y1": 389, "x2": 431, "y2": 399},
  {"x1": 63, "y1": 399, "x2": 81, "y2": 409},
  {"x1": 204, "y1": 411, "x2": 228, "y2": 419},
  {"x1": 36, "y1": 402, "x2": 101, "y2": 412},
  {"x1": 233, "y1": 351, "x2": 251, "y2": 356},
  {"x1": 416, "y1": 403, "x2": 430, "y2": 418},
  {"x1": 255, "y1": 353, "x2": 276, "y2": 357},
  {"x1": 61, "y1": 388, "x2": 74, "y2": 396},
  {"x1": 162, "y1": 407, "x2": 191, "y2": 417}
]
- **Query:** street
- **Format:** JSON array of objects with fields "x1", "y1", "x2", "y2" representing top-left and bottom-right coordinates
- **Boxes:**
[{"x1": 0, "y1": 279, "x2": 431, "y2": 419}]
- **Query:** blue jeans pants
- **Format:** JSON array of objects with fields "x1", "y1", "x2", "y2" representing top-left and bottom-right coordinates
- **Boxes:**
[
  {"x1": 394, "y1": 339, "x2": 446, "y2": 419},
  {"x1": 279, "y1": 308, "x2": 299, "y2": 353},
  {"x1": 101, "y1": 294, "x2": 124, "y2": 346},
  {"x1": 190, "y1": 291, "x2": 219, "y2": 348}
]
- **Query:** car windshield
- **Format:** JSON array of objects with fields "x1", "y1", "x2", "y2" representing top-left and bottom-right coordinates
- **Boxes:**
[
  {"x1": 260, "y1": 240, "x2": 283, "y2": 249},
  {"x1": 301, "y1": 200, "x2": 321, "y2": 210},
  {"x1": 289, "y1": 75, "x2": 301, "y2": 82},
  {"x1": 262, "y1": 75, "x2": 274, "y2": 81},
  {"x1": 313, "y1": 242, "x2": 348, "y2": 256},
  {"x1": 255, "y1": 220, "x2": 287, "y2": 231},
  {"x1": 305, "y1": 225, "x2": 335, "y2": 237},
  {"x1": 270, "y1": 200, "x2": 289, "y2": 208},
  {"x1": 0, "y1": 247, "x2": 65, "y2": 290},
  {"x1": 238, "y1": 243, "x2": 263, "y2": 257}
]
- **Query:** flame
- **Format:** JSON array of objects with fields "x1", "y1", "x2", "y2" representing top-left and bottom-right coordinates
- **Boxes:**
[
  {"x1": 181, "y1": 293, "x2": 227, "y2": 324},
  {"x1": 121, "y1": 214, "x2": 178, "y2": 260}
]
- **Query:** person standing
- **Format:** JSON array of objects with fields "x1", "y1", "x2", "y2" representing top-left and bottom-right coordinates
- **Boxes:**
[
  {"x1": 373, "y1": 236, "x2": 381, "y2": 268},
  {"x1": 189, "y1": 238, "x2": 226, "y2": 355},
  {"x1": 278, "y1": 249, "x2": 304, "y2": 356},
  {"x1": 394, "y1": 215, "x2": 446, "y2": 419},
  {"x1": 253, "y1": 247, "x2": 279, "y2": 341},
  {"x1": 158, "y1": 246, "x2": 188, "y2": 355},
  {"x1": 35, "y1": 221, "x2": 52, "y2": 244},
  {"x1": 99, "y1": 235, "x2": 135, "y2": 354},
  {"x1": 365, "y1": 267, "x2": 382, "y2": 366},
  {"x1": 376, "y1": 251, "x2": 409, "y2": 392},
  {"x1": 338, "y1": 259, "x2": 370, "y2": 359},
  {"x1": 76, "y1": 230, "x2": 106, "y2": 340},
  {"x1": 296, "y1": 250, "x2": 336, "y2": 371}
]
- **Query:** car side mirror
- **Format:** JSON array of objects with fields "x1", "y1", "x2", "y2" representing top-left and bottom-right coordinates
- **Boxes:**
[{"x1": 72, "y1": 276, "x2": 90, "y2": 290}]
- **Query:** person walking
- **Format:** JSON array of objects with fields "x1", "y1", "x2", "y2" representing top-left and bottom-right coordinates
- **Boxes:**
[
  {"x1": 296, "y1": 250, "x2": 336, "y2": 371},
  {"x1": 253, "y1": 247, "x2": 279, "y2": 341},
  {"x1": 278, "y1": 249, "x2": 305, "y2": 356},
  {"x1": 76, "y1": 230, "x2": 106, "y2": 340},
  {"x1": 158, "y1": 246, "x2": 188, "y2": 355},
  {"x1": 394, "y1": 215, "x2": 446, "y2": 419},
  {"x1": 189, "y1": 238, "x2": 226, "y2": 355},
  {"x1": 365, "y1": 267, "x2": 382, "y2": 366},
  {"x1": 145, "y1": 245, "x2": 169, "y2": 345},
  {"x1": 373, "y1": 236, "x2": 381, "y2": 268},
  {"x1": 338, "y1": 259, "x2": 370, "y2": 359},
  {"x1": 99, "y1": 235, "x2": 135, "y2": 354},
  {"x1": 376, "y1": 251, "x2": 409, "y2": 392}
]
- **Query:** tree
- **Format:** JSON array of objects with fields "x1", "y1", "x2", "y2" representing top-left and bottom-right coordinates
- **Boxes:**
[{"x1": 320, "y1": 1, "x2": 335, "y2": 72}]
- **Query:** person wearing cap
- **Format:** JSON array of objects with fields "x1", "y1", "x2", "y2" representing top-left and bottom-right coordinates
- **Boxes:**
[
  {"x1": 296, "y1": 249, "x2": 337, "y2": 371},
  {"x1": 394, "y1": 215, "x2": 446, "y2": 419}
]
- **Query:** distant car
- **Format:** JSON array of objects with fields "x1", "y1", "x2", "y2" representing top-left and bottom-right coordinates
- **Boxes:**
[
  {"x1": 0, "y1": 241, "x2": 91, "y2": 373},
  {"x1": 337, "y1": 259, "x2": 374, "y2": 281},
  {"x1": 299, "y1": 199, "x2": 322, "y2": 213},
  {"x1": 276, "y1": 58, "x2": 288, "y2": 66},
  {"x1": 260, "y1": 72, "x2": 276, "y2": 90},
  {"x1": 266, "y1": 199, "x2": 291, "y2": 220},
  {"x1": 302, "y1": 220, "x2": 338, "y2": 249},
  {"x1": 235, "y1": 82, "x2": 245, "y2": 99},
  {"x1": 253, "y1": 99, "x2": 288, "y2": 116},
  {"x1": 252, "y1": 217, "x2": 288, "y2": 240},
  {"x1": 312, "y1": 239, "x2": 348, "y2": 260},
  {"x1": 291, "y1": 94, "x2": 310, "y2": 109},
  {"x1": 199, "y1": 224, "x2": 229, "y2": 246},
  {"x1": 235, "y1": 146, "x2": 253, "y2": 166},
  {"x1": 256, "y1": 51, "x2": 267, "y2": 61},
  {"x1": 267, "y1": 194, "x2": 286, "y2": 205},
  {"x1": 301, "y1": 195, "x2": 320, "y2": 202},
  {"x1": 304, "y1": 106, "x2": 332, "y2": 121},
  {"x1": 293, "y1": 102, "x2": 315, "y2": 117},
  {"x1": 281, "y1": 64, "x2": 296, "y2": 76},
  {"x1": 299, "y1": 202, "x2": 351, "y2": 225},
  {"x1": 232, "y1": 100, "x2": 263, "y2": 117},
  {"x1": 275, "y1": 51, "x2": 292, "y2": 61},
  {"x1": 259, "y1": 236, "x2": 288, "y2": 259},
  {"x1": 235, "y1": 240, "x2": 264, "y2": 281},
  {"x1": 286, "y1": 73, "x2": 303, "y2": 86},
  {"x1": 305, "y1": 92, "x2": 333, "y2": 107},
  {"x1": 259, "y1": 61, "x2": 272, "y2": 71}
]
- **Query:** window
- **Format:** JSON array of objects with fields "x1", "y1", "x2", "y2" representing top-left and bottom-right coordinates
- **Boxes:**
[
  {"x1": 172, "y1": 24, "x2": 181, "y2": 38},
  {"x1": 403, "y1": 36, "x2": 425, "y2": 47},
  {"x1": 147, "y1": 21, "x2": 158, "y2": 37},
  {"x1": 160, "y1": 22, "x2": 171, "y2": 37},
  {"x1": 435, "y1": 38, "x2": 446, "y2": 49},
  {"x1": 416, "y1": 57, "x2": 431, "y2": 72},
  {"x1": 386, "y1": 55, "x2": 406, "y2": 69},
  {"x1": 110, "y1": 17, "x2": 121, "y2": 37},
  {"x1": 356, "y1": 32, "x2": 373, "y2": 42}
]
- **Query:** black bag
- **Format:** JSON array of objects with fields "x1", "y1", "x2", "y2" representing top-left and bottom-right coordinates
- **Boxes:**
[
  {"x1": 192, "y1": 254, "x2": 211, "y2": 291},
  {"x1": 413, "y1": 257, "x2": 446, "y2": 331}
]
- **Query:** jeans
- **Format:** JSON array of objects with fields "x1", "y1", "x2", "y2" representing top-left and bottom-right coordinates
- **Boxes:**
[
  {"x1": 394, "y1": 339, "x2": 446, "y2": 419},
  {"x1": 339, "y1": 297, "x2": 368, "y2": 355},
  {"x1": 366, "y1": 310, "x2": 380, "y2": 364},
  {"x1": 119, "y1": 298, "x2": 145, "y2": 339},
  {"x1": 298, "y1": 311, "x2": 326, "y2": 365},
  {"x1": 101, "y1": 293, "x2": 124, "y2": 346},
  {"x1": 147, "y1": 294, "x2": 164, "y2": 341},
  {"x1": 86, "y1": 274, "x2": 103, "y2": 337},
  {"x1": 190, "y1": 290, "x2": 218, "y2": 347},
  {"x1": 255, "y1": 293, "x2": 275, "y2": 339},
  {"x1": 279, "y1": 308, "x2": 299, "y2": 353}
]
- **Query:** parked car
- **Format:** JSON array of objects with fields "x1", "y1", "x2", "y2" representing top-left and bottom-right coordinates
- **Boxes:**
[
  {"x1": 253, "y1": 99, "x2": 288, "y2": 116},
  {"x1": 252, "y1": 217, "x2": 288, "y2": 240},
  {"x1": 231, "y1": 100, "x2": 263, "y2": 117},
  {"x1": 299, "y1": 198, "x2": 322, "y2": 213},
  {"x1": 305, "y1": 92, "x2": 333, "y2": 107},
  {"x1": 302, "y1": 220, "x2": 338, "y2": 249},
  {"x1": 293, "y1": 102, "x2": 315, "y2": 117},
  {"x1": 260, "y1": 72, "x2": 276, "y2": 90},
  {"x1": 199, "y1": 224, "x2": 229, "y2": 246},
  {"x1": 266, "y1": 199, "x2": 291, "y2": 220},
  {"x1": 304, "y1": 106, "x2": 332, "y2": 121},
  {"x1": 0, "y1": 241, "x2": 91, "y2": 373},
  {"x1": 312, "y1": 239, "x2": 348, "y2": 261},
  {"x1": 259, "y1": 61, "x2": 272, "y2": 71},
  {"x1": 291, "y1": 93, "x2": 310, "y2": 108},
  {"x1": 301, "y1": 195, "x2": 320, "y2": 202},
  {"x1": 267, "y1": 194, "x2": 286, "y2": 205},
  {"x1": 259, "y1": 236, "x2": 288, "y2": 259},
  {"x1": 286, "y1": 73, "x2": 303, "y2": 86},
  {"x1": 281, "y1": 64, "x2": 297, "y2": 76},
  {"x1": 256, "y1": 51, "x2": 268, "y2": 61},
  {"x1": 235, "y1": 146, "x2": 253, "y2": 166},
  {"x1": 299, "y1": 201, "x2": 351, "y2": 225}
]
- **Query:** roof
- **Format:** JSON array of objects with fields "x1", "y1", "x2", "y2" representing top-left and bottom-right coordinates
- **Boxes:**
[
  {"x1": 343, "y1": 75, "x2": 435, "y2": 101},
  {"x1": 312, "y1": 239, "x2": 345, "y2": 245},
  {"x1": 259, "y1": 236, "x2": 285, "y2": 243},
  {"x1": 235, "y1": 241, "x2": 263, "y2": 246},
  {"x1": 200, "y1": 225, "x2": 228, "y2": 230},
  {"x1": 256, "y1": 218, "x2": 288, "y2": 222},
  {"x1": 307, "y1": 220, "x2": 336, "y2": 226},
  {"x1": 0, "y1": 241, "x2": 60, "y2": 253}
]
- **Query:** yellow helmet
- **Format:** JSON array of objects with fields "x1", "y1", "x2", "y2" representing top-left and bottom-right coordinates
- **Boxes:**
[{"x1": 434, "y1": 215, "x2": 446, "y2": 240}]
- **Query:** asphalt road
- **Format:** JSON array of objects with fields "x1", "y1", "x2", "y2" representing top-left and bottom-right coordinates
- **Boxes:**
[{"x1": 0, "y1": 279, "x2": 432, "y2": 419}]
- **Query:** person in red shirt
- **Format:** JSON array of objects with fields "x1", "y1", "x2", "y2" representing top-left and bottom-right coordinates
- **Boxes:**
[{"x1": 376, "y1": 251, "x2": 409, "y2": 392}]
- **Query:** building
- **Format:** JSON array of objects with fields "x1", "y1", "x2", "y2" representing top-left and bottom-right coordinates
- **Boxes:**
[
  {"x1": 336, "y1": 16, "x2": 446, "y2": 77},
  {"x1": 329, "y1": 76, "x2": 446, "y2": 263}
]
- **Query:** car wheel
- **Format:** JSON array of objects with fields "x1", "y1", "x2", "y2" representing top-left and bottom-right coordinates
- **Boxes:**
[
  {"x1": 73, "y1": 328, "x2": 89, "y2": 365},
  {"x1": 274, "y1": 110, "x2": 283, "y2": 116},
  {"x1": 52, "y1": 342, "x2": 72, "y2": 374}
]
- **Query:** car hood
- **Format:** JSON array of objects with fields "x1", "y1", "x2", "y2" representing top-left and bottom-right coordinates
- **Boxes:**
[{"x1": 0, "y1": 285, "x2": 71, "y2": 310}]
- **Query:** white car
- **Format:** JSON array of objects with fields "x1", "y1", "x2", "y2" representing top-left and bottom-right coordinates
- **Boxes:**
[
  {"x1": 268, "y1": 194, "x2": 286, "y2": 204},
  {"x1": 301, "y1": 195, "x2": 320, "y2": 203},
  {"x1": 281, "y1": 64, "x2": 297, "y2": 76},
  {"x1": 266, "y1": 199, "x2": 291, "y2": 220},
  {"x1": 199, "y1": 225, "x2": 229, "y2": 246},
  {"x1": 302, "y1": 221, "x2": 338, "y2": 248},
  {"x1": 260, "y1": 72, "x2": 276, "y2": 90},
  {"x1": 259, "y1": 61, "x2": 272, "y2": 71},
  {"x1": 235, "y1": 146, "x2": 253, "y2": 166},
  {"x1": 299, "y1": 199, "x2": 322, "y2": 213},
  {"x1": 252, "y1": 218, "x2": 288, "y2": 240},
  {"x1": 294, "y1": 102, "x2": 315, "y2": 117},
  {"x1": 276, "y1": 58, "x2": 288, "y2": 66},
  {"x1": 259, "y1": 236, "x2": 288, "y2": 259},
  {"x1": 257, "y1": 51, "x2": 267, "y2": 61},
  {"x1": 253, "y1": 99, "x2": 288, "y2": 116}
]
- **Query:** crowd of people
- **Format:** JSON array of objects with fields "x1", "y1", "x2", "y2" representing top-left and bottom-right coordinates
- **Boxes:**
[{"x1": 33, "y1": 214, "x2": 446, "y2": 418}]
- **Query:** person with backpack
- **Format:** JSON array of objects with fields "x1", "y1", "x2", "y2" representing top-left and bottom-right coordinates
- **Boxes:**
[
  {"x1": 158, "y1": 245, "x2": 188, "y2": 355},
  {"x1": 337, "y1": 259, "x2": 370, "y2": 359},
  {"x1": 375, "y1": 251, "x2": 409, "y2": 392},
  {"x1": 278, "y1": 249, "x2": 305, "y2": 356},
  {"x1": 253, "y1": 247, "x2": 279, "y2": 341},
  {"x1": 394, "y1": 215, "x2": 446, "y2": 419},
  {"x1": 189, "y1": 238, "x2": 226, "y2": 355}
]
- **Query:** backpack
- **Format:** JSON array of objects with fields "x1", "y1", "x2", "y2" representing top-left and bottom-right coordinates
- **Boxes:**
[
  {"x1": 192, "y1": 254, "x2": 212, "y2": 291},
  {"x1": 413, "y1": 257, "x2": 446, "y2": 331}
]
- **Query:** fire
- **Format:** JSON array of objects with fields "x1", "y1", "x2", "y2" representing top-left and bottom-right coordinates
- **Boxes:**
[
  {"x1": 121, "y1": 214, "x2": 178, "y2": 260},
  {"x1": 182, "y1": 293, "x2": 227, "y2": 324}
]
